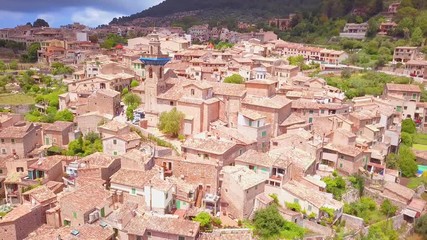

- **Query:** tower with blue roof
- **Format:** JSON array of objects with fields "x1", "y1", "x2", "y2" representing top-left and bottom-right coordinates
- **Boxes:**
[{"x1": 140, "y1": 29, "x2": 171, "y2": 113}]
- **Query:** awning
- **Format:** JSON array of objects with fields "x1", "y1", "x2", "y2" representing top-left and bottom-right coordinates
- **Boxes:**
[{"x1": 403, "y1": 208, "x2": 417, "y2": 218}]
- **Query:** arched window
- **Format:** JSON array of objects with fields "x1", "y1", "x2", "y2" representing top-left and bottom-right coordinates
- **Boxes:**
[{"x1": 148, "y1": 67, "x2": 153, "y2": 78}]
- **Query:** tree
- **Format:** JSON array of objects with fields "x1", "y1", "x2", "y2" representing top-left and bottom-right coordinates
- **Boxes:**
[
  {"x1": 411, "y1": 27, "x2": 424, "y2": 46},
  {"x1": 401, "y1": 118, "x2": 416, "y2": 134},
  {"x1": 415, "y1": 214, "x2": 427, "y2": 236},
  {"x1": 0, "y1": 60, "x2": 5, "y2": 72},
  {"x1": 88, "y1": 35, "x2": 99, "y2": 43},
  {"x1": 54, "y1": 109, "x2": 74, "y2": 122},
  {"x1": 9, "y1": 60, "x2": 18, "y2": 70},
  {"x1": 341, "y1": 69, "x2": 352, "y2": 79},
  {"x1": 158, "y1": 107, "x2": 185, "y2": 137},
  {"x1": 288, "y1": 55, "x2": 305, "y2": 69},
  {"x1": 398, "y1": 146, "x2": 418, "y2": 177},
  {"x1": 386, "y1": 153, "x2": 399, "y2": 169},
  {"x1": 21, "y1": 42, "x2": 41, "y2": 63},
  {"x1": 122, "y1": 87, "x2": 129, "y2": 96},
  {"x1": 224, "y1": 74, "x2": 244, "y2": 84},
  {"x1": 380, "y1": 200, "x2": 398, "y2": 217},
  {"x1": 130, "y1": 80, "x2": 140, "y2": 88},
  {"x1": 323, "y1": 174, "x2": 346, "y2": 200},
  {"x1": 253, "y1": 205, "x2": 285, "y2": 238},
  {"x1": 101, "y1": 33, "x2": 127, "y2": 49},
  {"x1": 401, "y1": 132, "x2": 413, "y2": 146},
  {"x1": 33, "y1": 19, "x2": 49, "y2": 28},
  {"x1": 193, "y1": 212, "x2": 212, "y2": 231},
  {"x1": 123, "y1": 93, "x2": 141, "y2": 108}
]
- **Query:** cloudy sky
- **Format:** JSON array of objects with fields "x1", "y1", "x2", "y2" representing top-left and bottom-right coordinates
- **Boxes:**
[{"x1": 0, "y1": 0, "x2": 163, "y2": 28}]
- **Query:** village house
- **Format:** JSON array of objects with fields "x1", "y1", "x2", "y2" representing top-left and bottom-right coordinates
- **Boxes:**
[
  {"x1": 339, "y1": 23, "x2": 368, "y2": 39},
  {"x1": 220, "y1": 166, "x2": 267, "y2": 219},
  {"x1": 124, "y1": 214, "x2": 200, "y2": 240},
  {"x1": 155, "y1": 155, "x2": 220, "y2": 198},
  {"x1": 234, "y1": 149, "x2": 292, "y2": 188},
  {"x1": 181, "y1": 133, "x2": 241, "y2": 167},
  {"x1": 280, "y1": 181, "x2": 343, "y2": 221},
  {"x1": 102, "y1": 131, "x2": 141, "y2": 156},
  {"x1": 98, "y1": 120, "x2": 130, "y2": 139},
  {"x1": 384, "y1": 83, "x2": 421, "y2": 103},
  {"x1": 0, "y1": 122, "x2": 42, "y2": 159},
  {"x1": 41, "y1": 121, "x2": 75, "y2": 147},
  {"x1": 120, "y1": 148, "x2": 155, "y2": 171},
  {"x1": 75, "y1": 111, "x2": 112, "y2": 135},
  {"x1": 65, "y1": 152, "x2": 120, "y2": 185},
  {"x1": 58, "y1": 183, "x2": 112, "y2": 227},
  {"x1": 405, "y1": 59, "x2": 427, "y2": 78},
  {"x1": 322, "y1": 143, "x2": 371, "y2": 175},
  {"x1": 392, "y1": 46, "x2": 420, "y2": 64}
]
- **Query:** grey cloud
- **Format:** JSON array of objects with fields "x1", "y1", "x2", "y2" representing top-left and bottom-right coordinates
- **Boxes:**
[{"x1": 0, "y1": 0, "x2": 162, "y2": 14}]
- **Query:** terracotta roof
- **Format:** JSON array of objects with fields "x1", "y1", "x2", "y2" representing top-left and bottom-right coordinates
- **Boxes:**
[
  {"x1": 283, "y1": 181, "x2": 343, "y2": 209},
  {"x1": 125, "y1": 215, "x2": 200, "y2": 237},
  {"x1": 58, "y1": 183, "x2": 110, "y2": 213},
  {"x1": 44, "y1": 121, "x2": 73, "y2": 132},
  {"x1": 239, "y1": 109, "x2": 265, "y2": 120},
  {"x1": 242, "y1": 95, "x2": 291, "y2": 109},
  {"x1": 222, "y1": 166, "x2": 267, "y2": 189},
  {"x1": 29, "y1": 156, "x2": 71, "y2": 171},
  {"x1": 384, "y1": 182, "x2": 415, "y2": 201},
  {"x1": 323, "y1": 143, "x2": 364, "y2": 157},
  {"x1": 280, "y1": 113, "x2": 306, "y2": 127},
  {"x1": 23, "y1": 185, "x2": 56, "y2": 203},
  {"x1": 77, "y1": 152, "x2": 117, "y2": 168},
  {"x1": 0, "y1": 122, "x2": 35, "y2": 138},
  {"x1": 182, "y1": 137, "x2": 236, "y2": 155},
  {"x1": 97, "y1": 88, "x2": 120, "y2": 98},
  {"x1": 386, "y1": 83, "x2": 421, "y2": 93},
  {"x1": 110, "y1": 168, "x2": 157, "y2": 189},
  {"x1": 98, "y1": 120, "x2": 128, "y2": 132},
  {"x1": 210, "y1": 82, "x2": 246, "y2": 97}
]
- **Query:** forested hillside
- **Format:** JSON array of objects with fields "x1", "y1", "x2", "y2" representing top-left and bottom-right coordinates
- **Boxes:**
[{"x1": 110, "y1": 0, "x2": 390, "y2": 25}]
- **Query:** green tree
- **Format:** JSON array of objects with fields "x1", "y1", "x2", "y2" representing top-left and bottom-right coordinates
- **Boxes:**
[
  {"x1": 380, "y1": 200, "x2": 398, "y2": 217},
  {"x1": 401, "y1": 118, "x2": 416, "y2": 134},
  {"x1": 0, "y1": 60, "x2": 5, "y2": 72},
  {"x1": 401, "y1": 132, "x2": 413, "y2": 146},
  {"x1": 224, "y1": 74, "x2": 244, "y2": 84},
  {"x1": 193, "y1": 212, "x2": 212, "y2": 231},
  {"x1": 130, "y1": 80, "x2": 140, "y2": 88},
  {"x1": 54, "y1": 109, "x2": 74, "y2": 122},
  {"x1": 158, "y1": 107, "x2": 185, "y2": 137},
  {"x1": 123, "y1": 93, "x2": 141, "y2": 108},
  {"x1": 398, "y1": 146, "x2": 418, "y2": 177},
  {"x1": 323, "y1": 174, "x2": 346, "y2": 200},
  {"x1": 122, "y1": 87, "x2": 129, "y2": 96},
  {"x1": 101, "y1": 33, "x2": 127, "y2": 49},
  {"x1": 21, "y1": 42, "x2": 41, "y2": 63},
  {"x1": 9, "y1": 60, "x2": 18, "y2": 70},
  {"x1": 386, "y1": 153, "x2": 399, "y2": 169},
  {"x1": 253, "y1": 205, "x2": 285, "y2": 239},
  {"x1": 411, "y1": 27, "x2": 424, "y2": 46},
  {"x1": 415, "y1": 214, "x2": 427, "y2": 236},
  {"x1": 33, "y1": 18, "x2": 49, "y2": 27}
]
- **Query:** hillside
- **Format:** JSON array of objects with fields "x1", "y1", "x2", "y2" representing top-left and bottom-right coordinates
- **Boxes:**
[{"x1": 110, "y1": 0, "x2": 319, "y2": 25}]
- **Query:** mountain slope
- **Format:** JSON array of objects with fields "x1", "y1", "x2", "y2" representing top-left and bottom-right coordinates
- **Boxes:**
[{"x1": 110, "y1": 0, "x2": 322, "y2": 25}]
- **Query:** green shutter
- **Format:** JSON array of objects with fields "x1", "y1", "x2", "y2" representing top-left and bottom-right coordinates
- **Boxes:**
[
  {"x1": 73, "y1": 212, "x2": 77, "y2": 219},
  {"x1": 100, "y1": 207, "x2": 105, "y2": 217}
]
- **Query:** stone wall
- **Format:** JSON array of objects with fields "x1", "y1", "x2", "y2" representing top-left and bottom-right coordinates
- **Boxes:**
[
  {"x1": 302, "y1": 220, "x2": 333, "y2": 237},
  {"x1": 361, "y1": 214, "x2": 405, "y2": 236},
  {"x1": 364, "y1": 187, "x2": 407, "y2": 210},
  {"x1": 342, "y1": 213, "x2": 364, "y2": 231}
]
